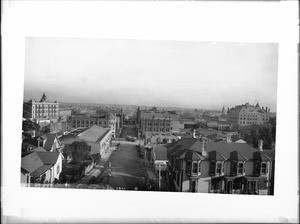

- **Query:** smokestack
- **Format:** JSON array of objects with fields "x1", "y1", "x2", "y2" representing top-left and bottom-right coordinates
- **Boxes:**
[
  {"x1": 258, "y1": 139, "x2": 263, "y2": 151},
  {"x1": 202, "y1": 138, "x2": 208, "y2": 157}
]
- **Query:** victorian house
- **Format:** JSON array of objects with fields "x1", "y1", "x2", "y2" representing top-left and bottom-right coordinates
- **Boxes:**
[{"x1": 167, "y1": 138, "x2": 275, "y2": 195}]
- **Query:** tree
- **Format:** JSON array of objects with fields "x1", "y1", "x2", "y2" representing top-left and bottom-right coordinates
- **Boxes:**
[
  {"x1": 258, "y1": 127, "x2": 273, "y2": 149},
  {"x1": 22, "y1": 120, "x2": 40, "y2": 132},
  {"x1": 250, "y1": 128, "x2": 259, "y2": 148},
  {"x1": 271, "y1": 126, "x2": 276, "y2": 142},
  {"x1": 63, "y1": 141, "x2": 90, "y2": 163},
  {"x1": 41, "y1": 124, "x2": 51, "y2": 133}
]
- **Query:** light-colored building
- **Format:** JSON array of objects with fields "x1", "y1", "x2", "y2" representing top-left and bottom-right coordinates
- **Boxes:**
[
  {"x1": 144, "y1": 132, "x2": 179, "y2": 145},
  {"x1": 70, "y1": 112, "x2": 118, "y2": 138},
  {"x1": 167, "y1": 138, "x2": 274, "y2": 195},
  {"x1": 227, "y1": 103, "x2": 270, "y2": 126},
  {"x1": 77, "y1": 125, "x2": 112, "y2": 158},
  {"x1": 21, "y1": 149, "x2": 63, "y2": 186},
  {"x1": 23, "y1": 93, "x2": 59, "y2": 121}
]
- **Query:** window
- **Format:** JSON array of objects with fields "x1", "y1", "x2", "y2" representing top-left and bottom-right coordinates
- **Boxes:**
[
  {"x1": 231, "y1": 161, "x2": 237, "y2": 175},
  {"x1": 192, "y1": 162, "x2": 198, "y2": 175},
  {"x1": 198, "y1": 162, "x2": 201, "y2": 173},
  {"x1": 209, "y1": 161, "x2": 216, "y2": 176},
  {"x1": 254, "y1": 162, "x2": 261, "y2": 176},
  {"x1": 216, "y1": 162, "x2": 222, "y2": 175},
  {"x1": 237, "y1": 162, "x2": 244, "y2": 175},
  {"x1": 186, "y1": 161, "x2": 191, "y2": 174},
  {"x1": 261, "y1": 162, "x2": 267, "y2": 175}
]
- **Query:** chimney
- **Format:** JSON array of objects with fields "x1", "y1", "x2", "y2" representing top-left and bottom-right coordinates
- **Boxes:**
[
  {"x1": 226, "y1": 134, "x2": 232, "y2": 143},
  {"x1": 262, "y1": 107, "x2": 264, "y2": 111},
  {"x1": 201, "y1": 138, "x2": 208, "y2": 157},
  {"x1": 258, "y1": 139, "x2": 263, "y2": 151},
  {"x1": 31, "y1": 130, "x2": 35, "y2": 138},
  {"x1": 265, "y1": 107, "x2": 268, "y2": 112}
]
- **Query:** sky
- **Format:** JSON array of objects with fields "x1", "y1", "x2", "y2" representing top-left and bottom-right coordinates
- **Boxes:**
[{"x1": 24, "y1": 37, "x2": 278, "y2": 111}]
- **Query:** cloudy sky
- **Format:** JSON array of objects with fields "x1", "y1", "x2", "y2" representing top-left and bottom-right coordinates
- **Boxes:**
[{"x1": 24, "y1": 37, "x2": 278, "y2": 111}]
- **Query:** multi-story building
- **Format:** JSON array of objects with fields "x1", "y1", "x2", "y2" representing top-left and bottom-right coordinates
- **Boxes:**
[
  {"x1": 137, "y1": 108, "x2": 180, "y2": 135},
  {"x1": 227, "y1": 103, "x2": 270, "y2": 126},
  {"x1": 167, "y1": 138, "x2": 275, "y2": 195},
  {"x1": 23, "y1": 93, "x2": 59, "y2": 121},
  {"x1": 70, "y1": 112, "x2": 118, "y2": 138}
]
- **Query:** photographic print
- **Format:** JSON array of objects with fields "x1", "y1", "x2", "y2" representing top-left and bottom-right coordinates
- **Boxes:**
[{"x1": 21, "y1": 37, "x2": 278, "y2": 195}]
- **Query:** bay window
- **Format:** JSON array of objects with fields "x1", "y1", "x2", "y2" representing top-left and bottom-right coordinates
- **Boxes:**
[
  {"x1": 261, "y1": 162, "x2": 268, "y2": 175},
  {"x1": 186, "y1": 161, "x2": 202, "y2": 176},
  {"x1": 237, "y1": 162, "x2": 244, "y2": 175},
  {"x1": 254, "y1": 161, "x2": 269, "y2": 176},
  {"x1": 210, "y1": 161, "x2": 224, "y2": 176}
]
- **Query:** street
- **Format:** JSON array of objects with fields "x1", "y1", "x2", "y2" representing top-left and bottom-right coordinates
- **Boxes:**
[{"x1": 97, "y1": 125, "x2": 152, "y2": 190}]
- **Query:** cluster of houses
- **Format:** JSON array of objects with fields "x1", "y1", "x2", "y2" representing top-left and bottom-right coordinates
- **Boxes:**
[
  {"x1": 144, "y1": 136, "x2": 275, "y2": 195},
  {"x1": 21, "y1": 94, "x2": 118, "y2": 186},
  {"x1": 21, "y1": 125, "x2": 114, "y2": 186},
  {"x1": 137, "y1": 105, "x2": 275, "y2": 195}
]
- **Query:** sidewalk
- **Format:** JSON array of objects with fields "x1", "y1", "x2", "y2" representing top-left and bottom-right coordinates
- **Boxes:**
[{"x1": 99, "y1": 146, "x2": 116, "y2": 167}]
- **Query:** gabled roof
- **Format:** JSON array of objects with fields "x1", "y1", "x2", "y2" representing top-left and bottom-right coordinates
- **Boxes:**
[
  {"x1": 36, "y1": 151, "x2": 60, "y2": 164},
  {"x1": 21, "y1": 151, "x2": 61, "y2": 177},
  {"x1": 30, "y1": 165, "x2": 53, "y2": 177},
  {"x1": 43, "y1": 134, "x2": 59, "y2": 151},
  {"x1": 185, "y1": 150, "x2": 205, "y2": 161},
  {"x1": 253, "y1": 151, "x2": 272, "y2": 161},
  {"x1": 21, "y1": 152, "x2": 44, "y2": 173},
  {"x1": 78, "y1": 125, "x2": 111, "y2": 142},
  {"x1": 261, "y1": 150, "x2": 275, "y2": 160},
  {"x1": 230, "y1": 151, "x2": 248, "y2": 162},
  {"x1": 168, "y1": 138, "x2": 199, "y2": 153},
  {"x1": 208, "y1": 150, "x2": 227, "y2": 161}
]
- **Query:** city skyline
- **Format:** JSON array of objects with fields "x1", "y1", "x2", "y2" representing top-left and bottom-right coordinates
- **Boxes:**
[{"x1": 24, "y1": 38, "x2": 278, "y2": 111}]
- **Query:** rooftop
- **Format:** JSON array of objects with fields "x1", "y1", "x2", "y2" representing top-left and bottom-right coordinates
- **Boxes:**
[
  {"x1": 78, "y1": 125, "x2": 111, "y2": 142},
  {"x1": 167, "y1": 138, "x2": 273, "y2": 162}
]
